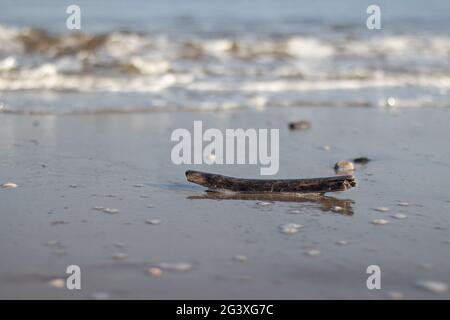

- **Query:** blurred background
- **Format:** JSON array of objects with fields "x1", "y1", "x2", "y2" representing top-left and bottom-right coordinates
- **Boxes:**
[{"x1": 0, "y1": 0, "x2": 449, "y2": 114}]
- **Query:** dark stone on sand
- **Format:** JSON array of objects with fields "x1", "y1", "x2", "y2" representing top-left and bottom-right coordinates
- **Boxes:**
[
  {"x1": 288, "y1": 120, "x2": 311, "y2": 131},
  {"x1": 353, "y1": 157, "x2": 371, "y2": 165}
]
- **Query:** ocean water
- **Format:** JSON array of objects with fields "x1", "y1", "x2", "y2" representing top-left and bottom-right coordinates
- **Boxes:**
[{"x1": 0, "y1": 0, "x2": 449, "y2": 114}]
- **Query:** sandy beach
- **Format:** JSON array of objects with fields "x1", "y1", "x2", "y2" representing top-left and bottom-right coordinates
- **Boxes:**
[
  {"x1": 1, "y1": 106, "x2": 450, "y2": 299},
  {"x1": 1, "y1": 0, "x2": 450, "y2": 302}
]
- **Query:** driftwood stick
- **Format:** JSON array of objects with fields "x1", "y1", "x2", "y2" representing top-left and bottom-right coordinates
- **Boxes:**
[{"x1": 186, "y1": 170, "x2": 355, "y2": 194}]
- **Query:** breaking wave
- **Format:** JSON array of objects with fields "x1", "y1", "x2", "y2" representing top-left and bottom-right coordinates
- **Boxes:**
[{"x1": 1, "y1": 25, "x2": 450, "y2": 114}]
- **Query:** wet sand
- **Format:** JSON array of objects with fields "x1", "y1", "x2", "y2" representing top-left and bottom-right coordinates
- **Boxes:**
[{"x1": 1, "y1": 106, "x2": 450, "y2": 299}]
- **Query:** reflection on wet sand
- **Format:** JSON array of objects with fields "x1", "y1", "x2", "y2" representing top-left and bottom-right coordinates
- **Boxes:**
[{"x1": 188, "y1": 192, "x2": 354, "y2": 215}]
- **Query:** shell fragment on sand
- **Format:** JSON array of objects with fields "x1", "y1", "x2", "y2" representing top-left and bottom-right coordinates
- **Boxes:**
[
  {"x1": 1, "y1": 182, "x2": 18, "y2": 189},
  {"x1": 334, "y1": 161, "x2": 355, "y2": 172},
  {"x1": 305, "y1": 249, "x2": 321, "y2": 257},
  {"x1": 415, "y1": 280, "x2": 448, "y2": 294},
  {"x1": 233, "y1": 255, "x2": 248, "y2": 262},
  {"x1": 280, "y1": 223, "x2": 303, "y2": 235},
  {"x1": 386, "y1": 291, "x2": 404, "y2": 300},
  {"x1": 207, "y1": 153, "x2": 216, "y2": 162},
  {"x1": 147, "y1": 267, "x2": 163, "y2": 277},
  {"x1": 51, "y1": 220, "x2": 69, "y2": 225},
  {"x1": 392, "y1": 213, "x2": 407, "y2": 219},
  {"x1": 373, "y1": 207, "x2": 390, "y2": 212},
  {"x1": 93, "y1": 207, "x2": 119, "y2": 214},
  {"x1": 45, "y1": 240, "x2": 64, "y2": 248},
  {"x1": 102, "y1": 208, "x2": 119, "y2": 214},
  {"x1": 372, "y1": 219, "x2": 390, "y2": 225},
  {"x1": 91, "y1": 292, "x2": 111, "y2": 300},
  {"x1": 46, "y1": 278, "x2": 65, "y2": 289},
  {"x1": 111, "y1": 252, "x2": 128, "y2": 260},
  {"x1": 114, "y1": 242, "x2": 127, "y2": 248},
  {"x1": 145, "y1": 219, "x2": 161, "y2": 225},
  {"x1": 256, "y1": 201, "x2": 273, "y2": 206},
  {"x1": 158, "y1": 262, "x2": 192, "y2": 272}
]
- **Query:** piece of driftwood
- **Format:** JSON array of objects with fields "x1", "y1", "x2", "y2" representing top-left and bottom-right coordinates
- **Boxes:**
[
  {"x1": 186, "y1": 170, "x2": 355, "y2": 194},
  {"x1": 187, "y1": 193, "x2": 354, "y2": 215}
]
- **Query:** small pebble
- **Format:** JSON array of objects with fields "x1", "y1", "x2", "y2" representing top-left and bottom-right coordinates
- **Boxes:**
[
  {"x1": 46, "y1": 240, "x2": 60, "y2": 247},
  {"x1": 331, "y1": 206, "x2": 343, "y2": 213},
  {"x1": 280, "y1": 223, "x2": 303, "y2": 235},
  {"x1": 69, "y1": 184, "x2": 78, "y2": 188},
  {"x1": 353, "y1": 157, "x2": 371, "y2": 165},
  {"x1": 392, "y1": 213, "x2": 407, "y2": 219},
  {"x1": 54, "y1": 249, "x2": 66, "y2": 256},
  {"x1": 418, "y1": 263, "x2": 432, "y2": 269},
  {"x1": 334, "y1": 161, "x2": 354, "y2": 172},
  {"x1": 207, "y1": 153, "x2": 216, "y2": 162},
  {"x1": 386, "y1": 291, "x2": 404, "y2": 300},
  {"x1": 335, "y1": 240, "x2": 348, "y2": 246},
  {"x1": 51, "y1": 220, "x2": 69, "y2": 225},
  {"x1": 46, "y1": 278, "x2": 65, "y2": 289},
  {"x1": 159, "y1": 262, "x2": 192, "y2": 272},
  {"x1": 93, "y1": 207, "x2": 119, "y2": 214},
  {"x1": 1, "y1": 182, "x2": 18, "y2": 189},
  {"x1": 257, "y1": 201, "x2": 272, "y2": 206},
  {"x1": 372, "y1": 219, "x2": 389, "y2": 225},
  {"x1": 114, "y1": 242, "x2": 126, "y2": 248},
  {"x1": 322, "y1": 145, "x2": 331, "y2": 151},
  {"x1": 111, "y1": 252, "x2": 128, "y2": 261},
  {"x1": 147, "y1": 267, "x2": 163, "y2": 277},
  {"x1": 305, "y1": 249, "x2": 321, "y2": 257},
  {"x1": 398, "y1": 202, "x2": 409, "y2": 207},
  {"x1": 415, "y1": 280, "x2": 448, "y2": 294},
  {"x1": 45, "y1": 240, "x2": 64, "y2": 248},
  {"x1": 373, "y1": 207, "x2": 390, "y2": 212},
  {"x1": 91, "y1": 292, "x2": 111, "y2": 300},
  {"x1": 386, "y1": 97, "x2": 396, "y2": 107},
  {"x1": 145, "y1": 219, "x2": 161, "y2": 225},
  {"x1": 233, "y1": 255, "x2": 248, "y2": 262},
  {"x1": 288, "y1": 120, "x2": 311, "y2": 131}
]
